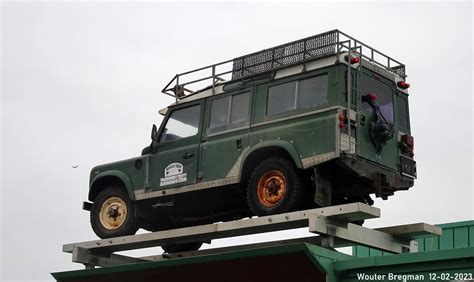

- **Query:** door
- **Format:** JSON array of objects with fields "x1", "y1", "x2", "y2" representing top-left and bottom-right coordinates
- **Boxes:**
[
  {"x1": 357, "y1": 71, "x2": 398, "y2": 170},
  {"x1": 200, "y1": 89, "x2": 252, "y2": 182},
  {"x1": 150, "y1": 103, "x2": 202, "y2": 190}
]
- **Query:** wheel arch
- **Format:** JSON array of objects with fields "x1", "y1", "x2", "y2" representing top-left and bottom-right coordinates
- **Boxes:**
[
  {"x1": 239, "y1": 141, "x2": 303, "y2": 185},
  {"x1": 89, "y1": 171, "x2": 135, "y2": 202}
]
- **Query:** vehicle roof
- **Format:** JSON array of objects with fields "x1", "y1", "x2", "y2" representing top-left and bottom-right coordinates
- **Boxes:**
[{"x1": 159, "y1": 54, "x2": 406, "y2": 116}]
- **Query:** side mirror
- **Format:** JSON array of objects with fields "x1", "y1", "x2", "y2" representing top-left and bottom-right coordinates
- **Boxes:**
[
  {"x1": 151, "y1": 124, "x2": 158, "y2": 141},
  {"x1": 148, "y1": 124, "x2": 159, "y2": 154}
]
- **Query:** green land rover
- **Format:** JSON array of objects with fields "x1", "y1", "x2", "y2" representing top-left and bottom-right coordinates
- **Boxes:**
[{"x1": 83, "y1": 30, "x2": 416, "y2": 252}]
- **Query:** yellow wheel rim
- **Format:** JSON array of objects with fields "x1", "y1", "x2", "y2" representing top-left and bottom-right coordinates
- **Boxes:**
[
  {"x1": 257, "y1": 170, "x2": 287, "y2": 208},
  {"x1": 99, "y1": 197, "x2": 127, "y2": 230}
]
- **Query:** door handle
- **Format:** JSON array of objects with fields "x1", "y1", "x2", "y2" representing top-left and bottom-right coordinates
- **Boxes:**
[{"x1": 183, "y1": 152, "x2": 194, "y2": 159}]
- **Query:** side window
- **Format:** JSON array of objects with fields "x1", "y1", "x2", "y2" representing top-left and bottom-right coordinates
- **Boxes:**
[
  {"x1": 267, "y1": 81, "x2": 297, "y2": 115},
  {"x1": 298, "y1": 75, "x2": 328, "y2": 108},
  {"x1": 209, "y1": 92, "x2": 250, "y2": 132},
  {"x1": 267, "y1": 74, "x2": 328, "y2": 116},
  {"x1": 230, "y1": 92, "x2": 251, "y2": 123},
  {"x1": 361, "y1": 74, "x2": 394, "y2": 123},
  {"x1": 160, "y1": 105, "x2": 201, "y2": 142},
  {"x1": 209, "y1": 96, "x2": 230, "y2": 129},
  {"x1": 397, "y1": 95, "x2": 409, "y2": 129}
]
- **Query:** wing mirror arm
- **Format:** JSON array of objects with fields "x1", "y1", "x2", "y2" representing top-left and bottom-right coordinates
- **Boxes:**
[{"x1": 150, "y1": 124, "x2": 159, "y2": 153}]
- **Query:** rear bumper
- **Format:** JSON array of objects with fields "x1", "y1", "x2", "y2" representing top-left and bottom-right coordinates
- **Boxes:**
[{"x1": 339, "y1": 157, "x2": 414, "y2": 200}]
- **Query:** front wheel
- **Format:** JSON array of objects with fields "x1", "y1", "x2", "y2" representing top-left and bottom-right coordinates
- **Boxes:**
[
  {"x1": 90, "y1": 187, "x2": 138, "y2": 239},
  {"x1": 247, "y1": 157, "x2": 306, "y2": 216}
]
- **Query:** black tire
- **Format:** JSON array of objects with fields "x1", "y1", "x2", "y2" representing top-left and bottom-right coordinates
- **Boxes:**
[
  {"x1": 162, "y1": 242, "x2": 203, "y2": 253},
  {"x1": 247, "y1": 157, "x2": 306, "y2": 216},
  {"x1": 90, "y1": 187, "x2": 138, "y2": 239}
]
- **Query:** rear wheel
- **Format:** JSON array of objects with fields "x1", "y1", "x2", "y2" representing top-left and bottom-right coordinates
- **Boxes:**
[
  {"x1": 90, "y1": 187, "x2": 138, "y2": 238},
  {"x1": 247, "y1": 157, "x2": 306, "y2": 216}
]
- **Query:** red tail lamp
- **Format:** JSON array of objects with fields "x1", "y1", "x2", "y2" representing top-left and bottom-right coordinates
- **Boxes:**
[
  {"x1": 338, "y1": 112, "x2": 346, "y2": 129},
  {"x1": 401, "y1": 134, "x2": 415, "y2": 157},
  {"x1": 338, "y1": 112, "x2": 345, "y2": 121},
  {"x1": 397, "y1": 81, "x2": 410, "y2": 89}
]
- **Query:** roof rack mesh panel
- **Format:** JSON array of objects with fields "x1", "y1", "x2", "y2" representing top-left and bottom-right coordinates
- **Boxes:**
[
  {"x1": 231, "y1": 31, "x2": 337, "y2": 80},
  {"x1": 389, "y1": 65, "x2": 406, "y2": 78}
]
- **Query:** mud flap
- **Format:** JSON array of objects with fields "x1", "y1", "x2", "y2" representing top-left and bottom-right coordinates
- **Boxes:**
[
  {"x1": 374, "y1": 172, "x2": 394, "y2": 200},
  {"x1": 313, "y1": 168, "x2": 332, "y2": 207}
]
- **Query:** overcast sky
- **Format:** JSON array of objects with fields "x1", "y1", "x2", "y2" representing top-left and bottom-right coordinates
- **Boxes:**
[{"x1": 1, "y1": 1, "x2": 472, "y2": 281}]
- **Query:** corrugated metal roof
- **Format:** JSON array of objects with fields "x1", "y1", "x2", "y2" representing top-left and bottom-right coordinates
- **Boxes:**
[{"x1": 353, "y1": 220, "x2": 474, "y2": 257}]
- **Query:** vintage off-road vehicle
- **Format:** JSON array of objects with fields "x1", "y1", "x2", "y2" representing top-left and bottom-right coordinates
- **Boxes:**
[{"x1": 83, "y1": 30, "x2": 416, "y2": 252}]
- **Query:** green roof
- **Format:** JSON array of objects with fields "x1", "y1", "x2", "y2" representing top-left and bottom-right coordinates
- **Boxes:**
[
  {"x1": 52, "y1": 221, "x2": 474, "y2": 282},
  {"x1": 353, "y1": 220, "x2": 474, "y2": 257},
  {"x1": 52, "y1": 243, "x2": 352, "y2": 282}
]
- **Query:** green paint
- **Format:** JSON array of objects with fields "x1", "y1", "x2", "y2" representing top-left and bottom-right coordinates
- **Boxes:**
[
  {"x1": 353, "y1": 220, "x2": 474, "y2": 257},
  {"x1": 85, "y1": 33, "x2": 415, "y2": 238}
]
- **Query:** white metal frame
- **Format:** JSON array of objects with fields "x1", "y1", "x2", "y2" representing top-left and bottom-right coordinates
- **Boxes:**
[{"x1": 63, "y1": 203, "x2": 441, "y2": 268}]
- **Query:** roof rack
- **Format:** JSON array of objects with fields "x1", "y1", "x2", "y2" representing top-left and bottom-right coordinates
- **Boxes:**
[{"x1": 162, "y1": 29, "x2": 406, "y2": 100}]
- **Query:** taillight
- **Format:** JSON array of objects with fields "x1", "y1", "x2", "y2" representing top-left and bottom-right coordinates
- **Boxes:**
[
  {"x1": 401, "y1": 134, "x2": 415, "y2": 157},
  {"x1": 397, "y1": 81, "x2": 410, "y2": 89},
  {"x1": 338, "y1": 112, "x2": 345, "y2": 129}
]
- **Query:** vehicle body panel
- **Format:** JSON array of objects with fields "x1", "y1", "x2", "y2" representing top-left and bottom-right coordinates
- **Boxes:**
[
  {"x1": 86, "y1": 31, "x2": 416, "y2": 235},
  {"x1": 89, "y1": 157, "x2": 148, "y2": 201},
  {"x1": 200, "y1": 88, "x2": 252, "y2": 182}
]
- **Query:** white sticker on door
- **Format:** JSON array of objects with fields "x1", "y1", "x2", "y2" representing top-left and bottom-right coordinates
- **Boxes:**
[{"x1": 160, "y1": 163, "x2": 187, "y2": 186}]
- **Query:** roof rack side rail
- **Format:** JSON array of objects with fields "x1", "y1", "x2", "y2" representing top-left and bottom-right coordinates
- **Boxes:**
[
  {"x1": 336, "y1": 30, "x2": 406, "y2": 78},
  {"x1": 162, "y1": 30, "x2": 406, "y2": 101}
]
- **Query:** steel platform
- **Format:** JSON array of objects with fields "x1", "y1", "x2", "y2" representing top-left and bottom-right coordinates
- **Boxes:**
[{"x1": 63, "y1": 203, "x2": 441, "y2": 268}]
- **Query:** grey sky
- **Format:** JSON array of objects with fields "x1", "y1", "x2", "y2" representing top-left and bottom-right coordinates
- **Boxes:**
[{"x1": 1, "y1": 1, "x2": 472, "y2": 281}]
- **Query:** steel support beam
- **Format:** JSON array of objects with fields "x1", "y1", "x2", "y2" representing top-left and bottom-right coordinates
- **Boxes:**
[
  {"x1": 64, "y1": 203, "x2": 379, "y2": 254},
  {"x1": 309, "y1": 216, "x2": 415, "y2": 254},
  {"x1": 62, "y1": 203, "x2": 440, "y2": 268}
]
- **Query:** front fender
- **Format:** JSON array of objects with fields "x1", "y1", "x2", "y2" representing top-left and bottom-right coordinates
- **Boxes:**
[{"x1": 89, "y1": 170, "x2": 135, "y2": 201}]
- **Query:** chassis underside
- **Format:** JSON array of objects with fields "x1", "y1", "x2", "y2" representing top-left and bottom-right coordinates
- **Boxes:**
[{"x1": 136, "y1": 157, "x2": 414, "y2": 232}]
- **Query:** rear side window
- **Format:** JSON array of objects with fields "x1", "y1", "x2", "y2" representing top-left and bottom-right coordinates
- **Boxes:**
[
  {"x1": 361, "y1": 74, "x2": 394, "y2": 123},
  {"x1": 397, "y1": 95, "x2": 409, "y2": 129},
  {"x1": 209, "y1": 92, "x2": 250, "y2": 132},
  {"x1": 298, "y1": 75, "x2": 328, "y2": 108},
  {"x1": 267, "y1": 74, "x2": 328, "y2": 116},
  {"x1": 267, "y1": 81, "x2": 297, "y2": 115}
]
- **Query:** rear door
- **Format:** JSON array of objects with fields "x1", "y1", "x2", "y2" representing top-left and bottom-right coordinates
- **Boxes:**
[
  {"x1": 357, "y1": 71, "x2": 399, "y2": 170},
  {"x1": 149, "y1": 102, "x2": 202, "y2": 190}
]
